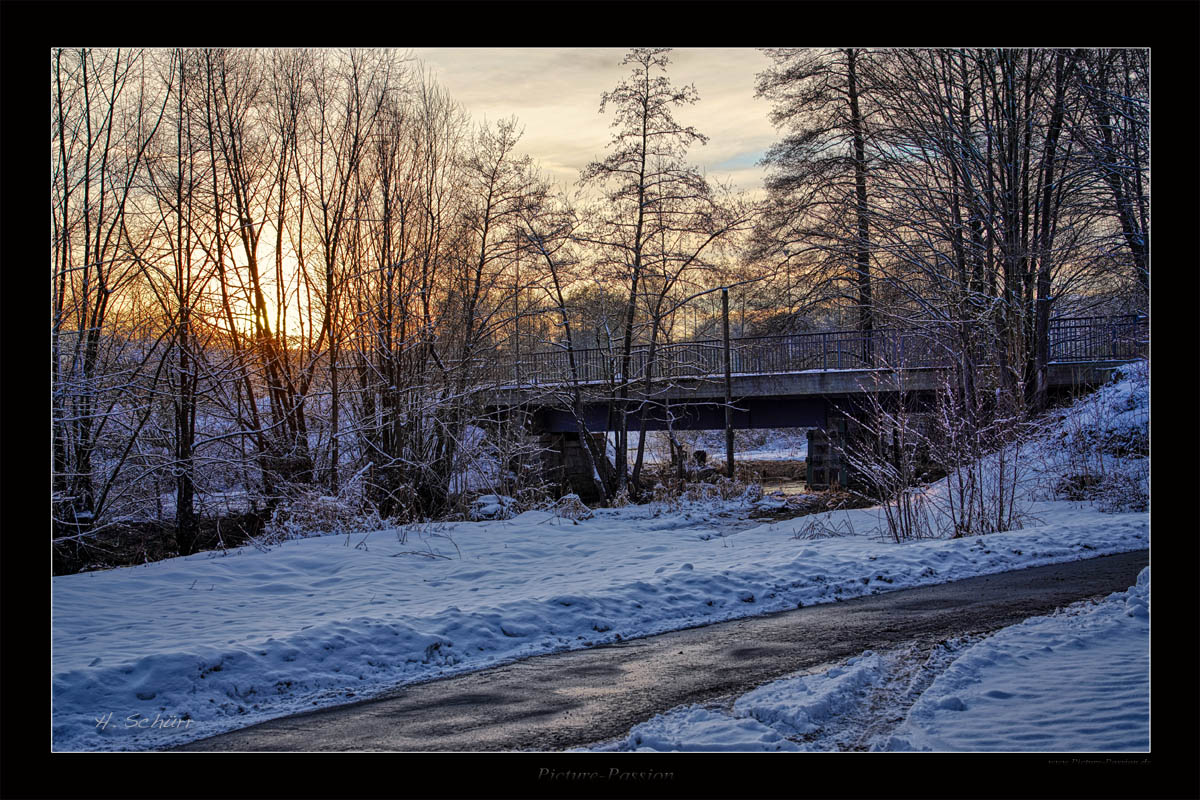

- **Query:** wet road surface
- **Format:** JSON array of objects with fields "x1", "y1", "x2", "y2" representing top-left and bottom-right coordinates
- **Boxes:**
[{"x1": 175, "y1": 549, "x2": 1148, "y2": 752}]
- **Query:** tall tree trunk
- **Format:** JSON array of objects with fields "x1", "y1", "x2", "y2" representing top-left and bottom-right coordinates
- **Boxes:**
[
  {"x1": 847, "y1": 49, "x2": 873, "y2": 352},
  {"x1": 1030, "y1": 51, "x2": 1076, "y2": 413}
]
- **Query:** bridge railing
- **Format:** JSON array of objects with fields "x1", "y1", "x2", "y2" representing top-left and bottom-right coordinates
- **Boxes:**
[
  {"x1": 1047, "y1": 315, "x2": 1148, "y2": 362},
  {"x1": 489, "y1": 315, "x2": 1146, "y2": 387}
]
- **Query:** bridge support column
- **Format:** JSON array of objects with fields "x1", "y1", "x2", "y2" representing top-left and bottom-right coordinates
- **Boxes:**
[
  {"x1": 538, "y1": 432, "x2": 610, "y2": 503},
  {"x1": 806, "y1": 424, "x2": 849, "y2": 491},
  {"x1": 806, "y1": 407, "x2": 875, "y2": 492}
]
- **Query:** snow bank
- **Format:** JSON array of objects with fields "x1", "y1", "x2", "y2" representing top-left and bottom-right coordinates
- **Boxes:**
[
  {"x1": 733, "y1": 651, "x2": 889, "y2": 736},
  {"x1": 597, "y1": 706, "x2": 806, "y2": 752},
  {"x1": 52, "y1": 499, "x2": 1146, "y2": 751},
  {"x1": 1033, "y1": 360, "x2": 1149, "y2": 512},
  {"x1": 886, "y1": 566, "x2": 1149, "y2": 752},
  {"x1": 590, "y1": 652, "x2": 892, "y2": 753},
  {"x1": 588, "y1": 652, "x2": 892, "y2": 752}
]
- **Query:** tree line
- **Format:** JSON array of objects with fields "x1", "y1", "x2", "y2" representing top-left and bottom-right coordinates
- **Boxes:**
[
  {"x1": 752, "y1": 48, "x2": 1147, "y2": 411},
  {"x1": 51, "y1": 47, "x2": 1147, "y2": 566}
]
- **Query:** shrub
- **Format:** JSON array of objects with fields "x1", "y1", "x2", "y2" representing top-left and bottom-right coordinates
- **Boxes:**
[
  {"x1": 468, "y1": 494, "x2": 518, "y2": 521},
  {"x1": 552, "y1": 493, "x2": 594, "y2": 521},
  {"x1": 261, "y1": 489, "x2": 386, "y2": 546},
  {"x1": 1054, "y1": 473, "x2": 1105, "y2": 501},
  {"x1": 791, "y1": 513, "x2": 858, "y2": 541},
  {"x1": 1095, "y1": 472, "x2": 1149, "y2": 514}
]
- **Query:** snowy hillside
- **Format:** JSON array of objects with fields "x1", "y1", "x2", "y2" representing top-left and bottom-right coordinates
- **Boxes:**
[{"x1": 52, "y1": 363, "x2": 1148, "y2": 751}]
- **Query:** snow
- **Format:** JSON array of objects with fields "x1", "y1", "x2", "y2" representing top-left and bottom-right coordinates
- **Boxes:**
[
  {"x1": 585, "y1": 651, "x2": 892, "y2": 752},
  {"x1": 885, "y1": 567, "x2": 1149, "y2": 751},
  {"x1": 52, "y1": 362, "x2": 1148, "y2": 751},
  {"x1": 596, "y1": 706, "x2": 806, "y2": 753},
  {"x1": 585, "y1": 568, "x2": 1149, "y2": 753},
  {"x1": 610, "y1": 428, "x2": 809, "y2": 465},
  {"x1": 495, "y1": 366, "x2": 924, "y2": 392},
  {"x1": 50, "y1": 500, "x2": 1148, "y2": 751},
  {"x1": 468, "y1": 494, "x2": 518, "y2": 521}
]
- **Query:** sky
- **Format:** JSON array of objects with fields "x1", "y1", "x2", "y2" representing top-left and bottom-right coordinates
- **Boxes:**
[{"x1": 409, "y1": 48, "x2": 779, "y2": 198}]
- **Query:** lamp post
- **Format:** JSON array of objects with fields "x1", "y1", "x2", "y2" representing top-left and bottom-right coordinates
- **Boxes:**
[{"x1": 722, "y1": 287, "x2": 734, "y2": 479}]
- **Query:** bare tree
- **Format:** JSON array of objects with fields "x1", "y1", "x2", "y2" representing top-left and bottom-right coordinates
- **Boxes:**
[
  {"x1": 52, "y1": 47, "x2": 170, "y2": 544},
  {"x1": 1072, "y1": 48, "x2": 1148, "y2": 297},
  {"x1": 863, "y1": 49, "x2": 1107, "y2": 414},
  {"x1": 523, "y1": 188, "x2": 618, "y2": 500},
  {"x1": 201, "y1": 48, "x2": 317, "y2": 497},
  {"x1": 132, "y1": 48, "x2": 218, "y2": 554},
  {"x1": 755, "y1": 48, "x2": 879, "y2": 342},
  {"x1": 302, "y1": 49, "x2": 391, "y2": 492},
  {"x1": 578, "y1": 47, "x2": 752, "y2": 496},
  {"x1": 344, "y1": 76, "x2": 419, "y2": 518},
  {"x1": 340, "y1": 66, "x2": 475, "y2": 519}
]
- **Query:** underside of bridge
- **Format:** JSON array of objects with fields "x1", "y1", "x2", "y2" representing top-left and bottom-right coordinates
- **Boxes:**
[
  {"x1": 497, "y1": 359, "x2": 1135, "y2": 500},
  {"x1": 533, "y1": 395, "x2": 831, "y2": 433},
  {"x1": 510, "y1": 360, "x2": 1129, "y2": 435}
]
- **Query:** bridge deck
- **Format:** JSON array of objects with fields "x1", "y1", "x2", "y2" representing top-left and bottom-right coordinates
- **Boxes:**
[
  {"x1": 526, "y1": 363, "x2": 1139, "y2": 433},
  {"x1": 487, "y1": 315, "x2": 1147, "y2": 396}
]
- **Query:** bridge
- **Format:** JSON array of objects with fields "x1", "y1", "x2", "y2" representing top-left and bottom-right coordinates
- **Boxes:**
[
  {"x1": 489, "y1": 315, "x2": 1148, "y2": 433},
  {"x1": 484, "y1": 315, "x2": 1146, "y2": 497}
]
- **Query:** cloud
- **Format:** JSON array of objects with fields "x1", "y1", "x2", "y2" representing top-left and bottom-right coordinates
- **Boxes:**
[{"x1": 409, "y1": 47, "x2": 776, "y2": 196}]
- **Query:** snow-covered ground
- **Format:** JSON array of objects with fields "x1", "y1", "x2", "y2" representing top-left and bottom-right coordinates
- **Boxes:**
[
  {"x1": 610, "y1": 428, "x2": 809, "y2": 465},
  {"x1": 887, "y1": 565, "x2": 1149, "y2": 751},
  {"x1": 51, "y1": 363, "x2": 1148, "y2": 752},
  {"x1": 690, "y1": 428, "x2": 810, "y2": 462},
  {"x1": 582, "y1": 567, "x2": 1148, "y2": 752}
]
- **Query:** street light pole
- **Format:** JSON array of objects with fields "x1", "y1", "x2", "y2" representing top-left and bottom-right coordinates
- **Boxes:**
[{"x1": 723, "y1": 287, "x2": 734, "y2": 479}]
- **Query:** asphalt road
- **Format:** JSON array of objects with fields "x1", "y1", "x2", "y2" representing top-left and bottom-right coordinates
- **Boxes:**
[{"x1": 174, "y1": 549, "x2": 1148, "y2": 752}]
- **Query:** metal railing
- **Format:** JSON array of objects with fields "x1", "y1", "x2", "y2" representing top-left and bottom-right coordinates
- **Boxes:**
[
  {"x1": 489, "y1": 315, "x2": 1146, "y2": 387},
  {"x1": 1046, "y1": 315, "x2": 1148, "y2": 363}
]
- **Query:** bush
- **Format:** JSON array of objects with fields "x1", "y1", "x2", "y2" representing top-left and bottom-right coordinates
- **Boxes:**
[
  {"x1": 649, "y1": 482, "x2": 681, "y2": 513},
  {"x1": 468, "y1": 494, "x2": 518, "y2": 521},
  {"x1": 639, "y1": 475, "x2": 766, "y2": 516},
  {"x1": 680, "y1": 476, "x2": 763, "y2": 503},
  {"x1": 261, "y1": 489, "x2": 386, "y2": 546},
  {"x1": 552, "y1": 493, "x2": 594, "y2": 521},
  {"x1": 739, "y1": 482, "x2": 764, "y2": 504},
  {"x1": 790, "y1": 513, "x2": 858, "y2": 541},
  {"x1": 1095, "y1": 473, "x2": 1149, "y2": 514},
  {"x1": 1054, "y1": 473, "x2": 1105, "y2": 501}
]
